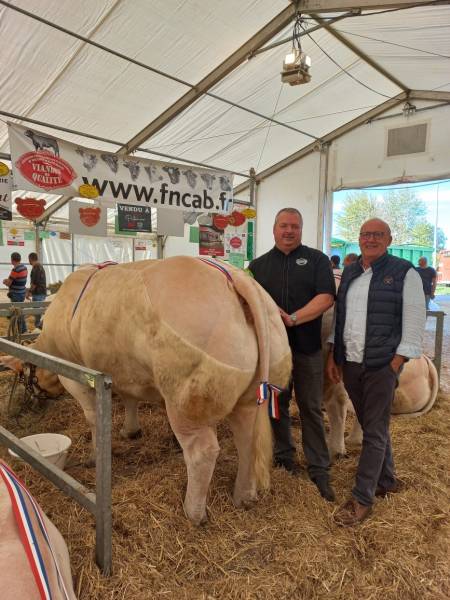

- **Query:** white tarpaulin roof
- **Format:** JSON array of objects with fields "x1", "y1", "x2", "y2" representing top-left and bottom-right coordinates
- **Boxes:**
[{"x1": 1, "y1": 0, "x2": 450, "y2": 217}]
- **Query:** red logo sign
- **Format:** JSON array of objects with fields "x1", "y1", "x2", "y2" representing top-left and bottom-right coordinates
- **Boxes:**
[
  {"x1": 228, "y1": 210, "x2": 246, "y2": 227},
  {"x1": 229, "y1": 236, "x2": 242, "y2": 249},
  {"x1": 15, "y1": 151, "x2": 76, "y2": 191},
  {"x1": 213, "y1": 214, "x2": 229, "y2": 230},
  {"x1": 15, "y1": 197, "x2": 46, "y2": 219},
  {"x1": 79, "y1": 207, "x2": 101, "y2": 227}
]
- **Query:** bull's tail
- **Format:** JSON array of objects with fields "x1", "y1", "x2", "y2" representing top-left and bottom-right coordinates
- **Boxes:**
[
  {"x1": 229, "y1": 268, "x2": 273, "y2": 488},
  {"x1": 252, "y1": 395, "x2": 273, "y2": 490}
]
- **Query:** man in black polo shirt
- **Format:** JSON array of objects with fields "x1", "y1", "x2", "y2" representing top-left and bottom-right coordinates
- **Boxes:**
[{"x1": 249, "y1": 208, "x2": 336, "y2": 501}]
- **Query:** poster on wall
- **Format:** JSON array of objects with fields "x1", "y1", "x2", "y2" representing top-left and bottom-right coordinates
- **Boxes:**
[
  {"x1": 6, "y1": 227, "x2": 24, "y2": 246},
  {"x1": 117, "y1": 203, "x2": 152, "y2": 233},
  {"x1": 69, "y1": 200, "x2": 107, "y2": 237},
  {"x1": 8, "y1": 123, "x2": 234, "y2": 214},
  {"x1": 0, "y1": 163, "x2": 12, "y2": 221},
  {"x1": 198, "y1": 214, "x2": 225, "y2": 257}
]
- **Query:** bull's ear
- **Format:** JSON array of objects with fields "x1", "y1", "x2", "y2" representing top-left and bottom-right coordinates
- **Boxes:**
[{"x1": 0, "y1": 355, "x2": 24, "y2": 372}]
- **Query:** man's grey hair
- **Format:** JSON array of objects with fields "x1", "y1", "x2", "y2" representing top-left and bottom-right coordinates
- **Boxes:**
[{"x1": 274, "y1": 208, "x2": 303, "y2": 226}]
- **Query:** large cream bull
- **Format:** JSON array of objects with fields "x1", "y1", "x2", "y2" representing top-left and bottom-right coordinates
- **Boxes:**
[
  {"x1": 5, "y1": 257, "x2": 291, "y2": 525},
  {"x1": 322, "y1": 297, "x2": 439, "y2": 460}
]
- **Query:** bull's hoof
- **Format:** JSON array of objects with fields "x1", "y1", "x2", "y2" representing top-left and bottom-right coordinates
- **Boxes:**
[
  {"x1": 233, "y1": 491, "x2": 258, "y2": 509},
  {"x1": 120, "y1": 428, "x2": 143, "y2": 440},
  {"x1": 331, "y1": 451, "x2": 348, "y2": 462},
  {"x1": 183, "y1": 503, "x2": 208, "y2": 526}
]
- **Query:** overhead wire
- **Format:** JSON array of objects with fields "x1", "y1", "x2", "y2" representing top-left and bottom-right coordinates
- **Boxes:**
[
  {"x1": 332, "y1": 29, "x2": 450, "y2": 60},
  {"x1": 299, "y1": 21, "x2": 395, "y2": 99},
  {"x1": 256, "y1": 83, "x2": 284, "y2": 172}
]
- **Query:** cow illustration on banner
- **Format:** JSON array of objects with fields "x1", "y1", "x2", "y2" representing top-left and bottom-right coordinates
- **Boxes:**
[{"x1": 8, "y1": 123, "x2": 234, "y2": 214}]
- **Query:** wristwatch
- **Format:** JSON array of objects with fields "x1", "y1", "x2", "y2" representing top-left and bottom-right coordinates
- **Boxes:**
[{"x1": 290, "y1": 312, "x2": 297, "y2": 324}]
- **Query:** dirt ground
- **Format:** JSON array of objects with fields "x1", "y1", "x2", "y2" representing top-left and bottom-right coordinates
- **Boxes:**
[{"x1": 0, "y1": 301, "x2": 448, "y2": 600}]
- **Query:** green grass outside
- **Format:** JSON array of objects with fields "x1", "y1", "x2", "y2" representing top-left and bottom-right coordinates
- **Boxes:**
[{"x1": 436, "y1": 284, "x2": 450, "y2": 296}]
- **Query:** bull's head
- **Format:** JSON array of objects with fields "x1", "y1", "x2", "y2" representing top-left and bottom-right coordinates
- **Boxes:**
[{"x1": 0, "y1": 356, "x2": 64, "y2": 398}]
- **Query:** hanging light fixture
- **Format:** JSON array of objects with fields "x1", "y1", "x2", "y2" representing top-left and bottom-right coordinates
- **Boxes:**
[
  {"x1": 281, "y1": 11, "x2": 311, "y2": 86},
  {"x1": 402, "y1": 101, "x2": 416, "y2": 117}
]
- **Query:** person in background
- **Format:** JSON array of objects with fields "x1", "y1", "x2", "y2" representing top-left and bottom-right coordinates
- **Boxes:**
[
  {"x1": 3, "y1": 252, "x2": 28, "y2": 334},
  {"x1": 330, "y1": 254, "x2": 343, "y2": 285},
  {"x1": 249, "y1": 208, "x2": 336, "y2": 502},
  {"x1": 26, "y1": 252, "x2": 47, "y2": 329},
  {"x1": 330, "y1": 255, "x2": 341, "y2": 270},
  {"x1": 343, "y1": 253, "x2": 359, "y2": 267},
  {"x1": 326, "y1": 218, "x2": 425, "y2": 526},
  {"x1": 415, "y1": 256, "x2": 437, "y2": 309}
]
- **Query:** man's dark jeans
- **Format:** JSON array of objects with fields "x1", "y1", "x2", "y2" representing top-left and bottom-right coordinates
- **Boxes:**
[
  {"x1": 343, "y1": 362, "x2": 398, "y2": 506},
  {"x1": 271, "y1": 350, "x2": 330, "y2": 483}
]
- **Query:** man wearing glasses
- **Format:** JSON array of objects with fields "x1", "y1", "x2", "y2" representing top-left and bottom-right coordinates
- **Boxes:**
[{"x1": 326, "y1": 218, "x2": 425, "y2": 526}]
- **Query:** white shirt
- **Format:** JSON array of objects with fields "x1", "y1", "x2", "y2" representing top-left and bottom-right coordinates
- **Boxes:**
[{"x1": 328, "y1": 266, "x2": 425, "y2": 362}]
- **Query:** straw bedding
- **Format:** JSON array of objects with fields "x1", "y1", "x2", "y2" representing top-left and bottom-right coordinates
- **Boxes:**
[{"x1": 0, "y1": 313, "x2": 448, "y2": 600}]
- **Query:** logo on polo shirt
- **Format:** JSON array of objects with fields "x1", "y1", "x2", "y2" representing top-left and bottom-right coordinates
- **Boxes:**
[
  {"x1": 383, "y1": 275, "x2": 394, "y2": 285},
  {"x1": 296, "y1": 258, "x2": 308, "y2": 266}
]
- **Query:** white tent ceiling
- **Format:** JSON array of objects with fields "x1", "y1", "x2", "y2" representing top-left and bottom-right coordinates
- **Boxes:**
[{"x1": 1, "y1": 0, "x2": 450, "y2": 219}]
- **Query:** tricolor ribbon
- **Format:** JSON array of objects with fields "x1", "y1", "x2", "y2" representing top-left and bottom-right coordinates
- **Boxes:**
[
  {"x1": 0, "y1": 461, "x2": 71, "y2": 600},
  {"x1": 198, "y1": 257, "x2": 233, "y2": 282},
  {"x1": 257, "y1": 382, "x2": 284, "y2": 420}
]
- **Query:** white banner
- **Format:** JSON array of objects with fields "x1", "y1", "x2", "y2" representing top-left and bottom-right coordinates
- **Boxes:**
[
  {"x1": 0, "y1": 162, "x2": 12, "y2": 221},
  {"x1": 8, "y1": 123, "x2": 234, "y2": 213},
  {"x1": 69, "y1": 200, "x2": 107, "y2": 237}
]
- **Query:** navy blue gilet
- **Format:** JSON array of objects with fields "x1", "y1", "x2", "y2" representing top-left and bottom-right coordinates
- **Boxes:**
[{"x1": 334, "y1": 253, "x2": 412, "y2": 369}]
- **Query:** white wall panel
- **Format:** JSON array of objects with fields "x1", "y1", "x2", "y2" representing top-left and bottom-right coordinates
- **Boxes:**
[
  {"x1": 328, "y1": 105, "x2": 450, "y2": 190},
  {"x1": 254, "y1": 152, "x2": 321, "y2": 257}
]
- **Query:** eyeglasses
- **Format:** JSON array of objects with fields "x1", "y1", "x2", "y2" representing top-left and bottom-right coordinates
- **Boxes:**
[{"x1": 359, "y1": 231, "x2": 386, "y2": 240}]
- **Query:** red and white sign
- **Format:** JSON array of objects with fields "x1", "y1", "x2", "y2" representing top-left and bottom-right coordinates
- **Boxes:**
[
  {"x1": 15, "y1": 152, "x2": 76, "y2": 191},
  {"x1": 69, "y1": 200, "x2": 107, "y2": 237}
]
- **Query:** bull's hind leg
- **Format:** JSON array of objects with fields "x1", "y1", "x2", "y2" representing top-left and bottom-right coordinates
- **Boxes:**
[
  {"x1": 165, "y1": 400, "x2": 219, "y2": 526},
  {"x1": 59, "y1": 376, "x2": 97, "y2": 465},
  {"x1": 227, "y1": 403, "x2": 258, "y2": 508},
  {"x1": 118, "y1": 395, "x2": 141, "y2": 440}
]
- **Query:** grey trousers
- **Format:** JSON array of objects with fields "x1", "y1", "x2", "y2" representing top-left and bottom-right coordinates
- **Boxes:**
[
  {"x1": 271, "y1": 350, "x2": 330, "y2": 482},
  {"x1": 343, "y1": 362, "x2": 398, "y2": 506}
]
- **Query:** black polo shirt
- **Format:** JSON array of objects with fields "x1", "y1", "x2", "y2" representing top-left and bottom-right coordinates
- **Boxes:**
[{"x1": 249, "y1": 245, "x2": 335, "y2": 354}]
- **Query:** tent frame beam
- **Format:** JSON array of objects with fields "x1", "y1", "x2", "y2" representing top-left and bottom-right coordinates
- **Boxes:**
[
  {"x1": 292, "y1": 1, "x2": 450, "y2": 12},
  {"x1": 234, "y1": 91, "x2": 408, "y2": 193}
]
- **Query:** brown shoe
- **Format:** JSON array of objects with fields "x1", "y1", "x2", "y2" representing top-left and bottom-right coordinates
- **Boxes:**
[
  {"x1": 375, "y1": 479, "x2": 404, "y2": 498},
  {"x1": 334, "y1": 498, "x2": 372, "y2": 527}
]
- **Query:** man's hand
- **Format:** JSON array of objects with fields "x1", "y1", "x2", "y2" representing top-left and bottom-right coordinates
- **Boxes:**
[
  {"x1": 390, "y1": 354, "x2": 406, "y2": 374},
  {"x1": 26, "y1": 289, "x2": 32, "y2": 300},
  {"x1": 326, "y1": 350, "x2": 342, "y2": 384},
  {"x1": 279, "y1": 308, "x2": 295, "y2": 327}
]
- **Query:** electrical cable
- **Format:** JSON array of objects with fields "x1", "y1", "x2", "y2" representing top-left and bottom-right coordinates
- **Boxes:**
[
  {"x1": 300, "y1": 23, "x2": 395, "y2": 99},
  {"x1": 333, "y1": 29, "x2": 450, "y2": 60},
  {"x1": 256, "y1": 83, "x2": 284, "y2": 172}
]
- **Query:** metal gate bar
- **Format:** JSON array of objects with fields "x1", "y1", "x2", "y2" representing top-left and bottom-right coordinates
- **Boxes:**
[{"x1": 0, "y1": 338, "x2": 112, "y2": 575}]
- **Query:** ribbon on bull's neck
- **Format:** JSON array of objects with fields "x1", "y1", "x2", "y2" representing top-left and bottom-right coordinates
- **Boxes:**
[
  {"x1": 257, "y1": 382, "x2": 283, "y2": 420},
  {"x1": 72, "y1": 261, "x2": 118, "y2": 319},
  {"x1": 0, "y1": 461, "x2": 71, "y2": 600}
]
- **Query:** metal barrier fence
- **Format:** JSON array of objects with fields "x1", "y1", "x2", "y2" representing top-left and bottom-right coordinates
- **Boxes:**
[
  {"x1": 426, "y1": 309, "x2": 446, "y2": 384},
  {"x1": 0, "y1": 338, "x2": 112, "y2": 575}
]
